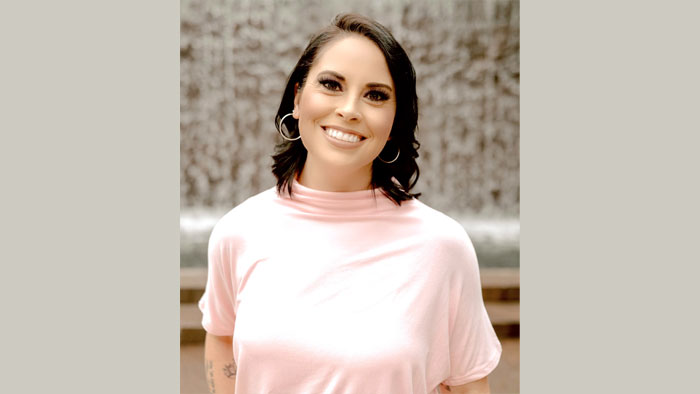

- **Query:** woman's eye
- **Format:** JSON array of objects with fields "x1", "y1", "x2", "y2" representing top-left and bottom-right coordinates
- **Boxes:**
[
  {"x1": 319, "y1": 79, "x2": 341, "y2": 91},
  {"x1": 367, "y1": 90, "x2": 389, "y2": 102}
]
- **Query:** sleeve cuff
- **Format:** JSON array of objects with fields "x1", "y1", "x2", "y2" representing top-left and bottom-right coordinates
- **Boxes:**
[{"x1": 442, "y1": 346, "x2": 502, "y2": 386}]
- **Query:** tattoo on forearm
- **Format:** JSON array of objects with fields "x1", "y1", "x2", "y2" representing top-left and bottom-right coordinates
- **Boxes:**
[
  {"x1": 206, "y1": 359, "x2": 216, "y2": 393},
  {"x1": 223, "y1": 359, "x2": 237, "y2": 378}
]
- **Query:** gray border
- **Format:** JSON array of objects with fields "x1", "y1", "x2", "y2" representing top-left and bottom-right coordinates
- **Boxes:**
[
  {"x1": 3, "y1": 1, "x2": 700, "y2": 393},
  {"x1": 0, "y1": 2, "x2": 179, "y2": 393},
  {"x1": 522, "y1": 1, "x2": 699, "y2": 393}
]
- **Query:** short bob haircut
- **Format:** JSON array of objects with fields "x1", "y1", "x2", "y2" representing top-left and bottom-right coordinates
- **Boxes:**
[{"x1": 272, "y1": 13, "x2": 421, "y2": 205}]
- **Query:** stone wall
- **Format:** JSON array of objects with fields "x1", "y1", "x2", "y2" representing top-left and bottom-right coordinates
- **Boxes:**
[{"x1": 181, "y1": 0, "x2": 519, "y2": 217}]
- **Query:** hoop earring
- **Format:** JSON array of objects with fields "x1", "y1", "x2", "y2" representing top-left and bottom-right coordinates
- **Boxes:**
[
  {"x1": 277, "y1": 113, "x2": 301, "y2": 141},
  {"x1": 378, "y1": 146, "x2": 400, "y2": 164}
]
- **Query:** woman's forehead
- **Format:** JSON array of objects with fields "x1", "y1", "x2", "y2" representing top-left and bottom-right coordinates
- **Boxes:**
[{"x1": 309, "y1": 35, "x2": 394, "y2": 86}]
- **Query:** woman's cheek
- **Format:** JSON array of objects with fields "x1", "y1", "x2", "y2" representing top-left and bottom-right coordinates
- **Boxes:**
[
  {"x1": 303, "y1": 91, "x2": 333, "y2": 118},
  {"x1": 370, "y1": 109, "x2": 396, "y2": 139}
]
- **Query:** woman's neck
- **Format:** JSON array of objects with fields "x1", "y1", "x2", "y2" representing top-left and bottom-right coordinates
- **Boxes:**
[{"x1": 297, "y1": 160, "x2": 374, "y2": 192}]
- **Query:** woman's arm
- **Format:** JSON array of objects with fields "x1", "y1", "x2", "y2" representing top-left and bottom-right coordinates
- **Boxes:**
[
  {"x1": 440, "y1": 376, "x2": 491, "y2": 394},
  {"x1": 204, "y1": 333, "x2": 237, "y2": 394}
]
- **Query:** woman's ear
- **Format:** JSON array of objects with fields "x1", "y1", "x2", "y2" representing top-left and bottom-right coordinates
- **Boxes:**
[{"x1": 293, "y1": 83, "x2": 301, "y2": 119}]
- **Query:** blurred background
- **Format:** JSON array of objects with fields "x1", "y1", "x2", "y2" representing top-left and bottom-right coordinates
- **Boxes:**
[
  {"x1": 180, "y1": 0, "x2": 519, "y2": 393},
  {"x1": 180, "y1": 0, "x2": 519, "y2": 268}
]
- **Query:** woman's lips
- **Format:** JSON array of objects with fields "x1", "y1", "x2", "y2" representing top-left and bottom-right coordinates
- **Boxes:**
[
  {"x1": 322, "y1": 125, "x2": 366, "y2": 139},
  {"x1": 321, "y1": 126, "x2": 366, "y2": 148}
]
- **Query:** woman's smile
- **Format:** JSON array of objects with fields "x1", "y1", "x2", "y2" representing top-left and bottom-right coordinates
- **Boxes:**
[{"x1": 322, "y1": 125, "x2": 366, "y2": 146}]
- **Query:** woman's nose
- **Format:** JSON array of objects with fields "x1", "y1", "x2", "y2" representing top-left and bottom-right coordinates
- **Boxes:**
[{"x1": 335, "y1": 96, "x2": 361, "y2": 121}]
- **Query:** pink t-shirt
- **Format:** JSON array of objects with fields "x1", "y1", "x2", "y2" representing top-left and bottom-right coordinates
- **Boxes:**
[{"x1": 199, "y1": 180, "x2": 501, "y2": 393}]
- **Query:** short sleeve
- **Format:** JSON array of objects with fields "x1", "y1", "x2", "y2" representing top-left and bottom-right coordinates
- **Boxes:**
[
  {"x1": 198, "y1": 227, "x2": 238, "y2": 336},
  {"x1": 442, "y1": 230, "x2": 502, "y2": 386}
]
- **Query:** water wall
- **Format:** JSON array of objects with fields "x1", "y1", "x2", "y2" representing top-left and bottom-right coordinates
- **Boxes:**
[{"x1": 180, "y1": 0, "x2": 519, "y2": 267}]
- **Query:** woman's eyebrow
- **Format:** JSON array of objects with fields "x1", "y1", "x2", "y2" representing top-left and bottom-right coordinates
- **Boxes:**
[{"x1": 318, "y1": 70, "x2": 393, "y2": 92}]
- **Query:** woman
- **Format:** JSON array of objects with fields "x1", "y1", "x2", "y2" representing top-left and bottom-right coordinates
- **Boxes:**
[{"x1": 199, "y1": 13, "x2": 501, "y2": 394}]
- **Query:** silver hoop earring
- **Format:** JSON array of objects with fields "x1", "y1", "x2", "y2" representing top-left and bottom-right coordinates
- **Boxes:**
[
  {"x1": 277, "y1": 113, "x2": 301, "y2": 141},
  {"x1": 378, "y1": 146, "x2": 400, "y2": 164}
]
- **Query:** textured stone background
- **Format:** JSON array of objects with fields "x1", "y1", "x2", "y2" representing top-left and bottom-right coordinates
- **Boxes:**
[{"x1": 181, "y1": 0, "x2": 519, "y2": 218}]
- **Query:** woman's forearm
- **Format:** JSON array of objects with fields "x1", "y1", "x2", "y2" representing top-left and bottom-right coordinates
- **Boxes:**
[{"x1": 204, "y1": 333, "x2": 237, "y2": 394}]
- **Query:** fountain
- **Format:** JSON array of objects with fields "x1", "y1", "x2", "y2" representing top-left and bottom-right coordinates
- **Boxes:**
[{"x1": 180, "y1": 0, "x2": 519, "y2": 268}]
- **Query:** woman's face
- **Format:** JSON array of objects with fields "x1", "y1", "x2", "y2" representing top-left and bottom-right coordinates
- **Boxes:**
[{"x1": 293, "y1": 34, "x2": 396, "y2": 186}]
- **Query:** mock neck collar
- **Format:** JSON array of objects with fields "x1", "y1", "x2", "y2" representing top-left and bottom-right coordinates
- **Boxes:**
[{"x1": 275, "y1": 179, "x2": 404, "y2": 216}]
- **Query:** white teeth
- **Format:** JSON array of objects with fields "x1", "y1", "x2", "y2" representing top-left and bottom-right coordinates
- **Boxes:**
[{"x1": 325, "y1": 128, "x2": 361, "y2": 143}]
